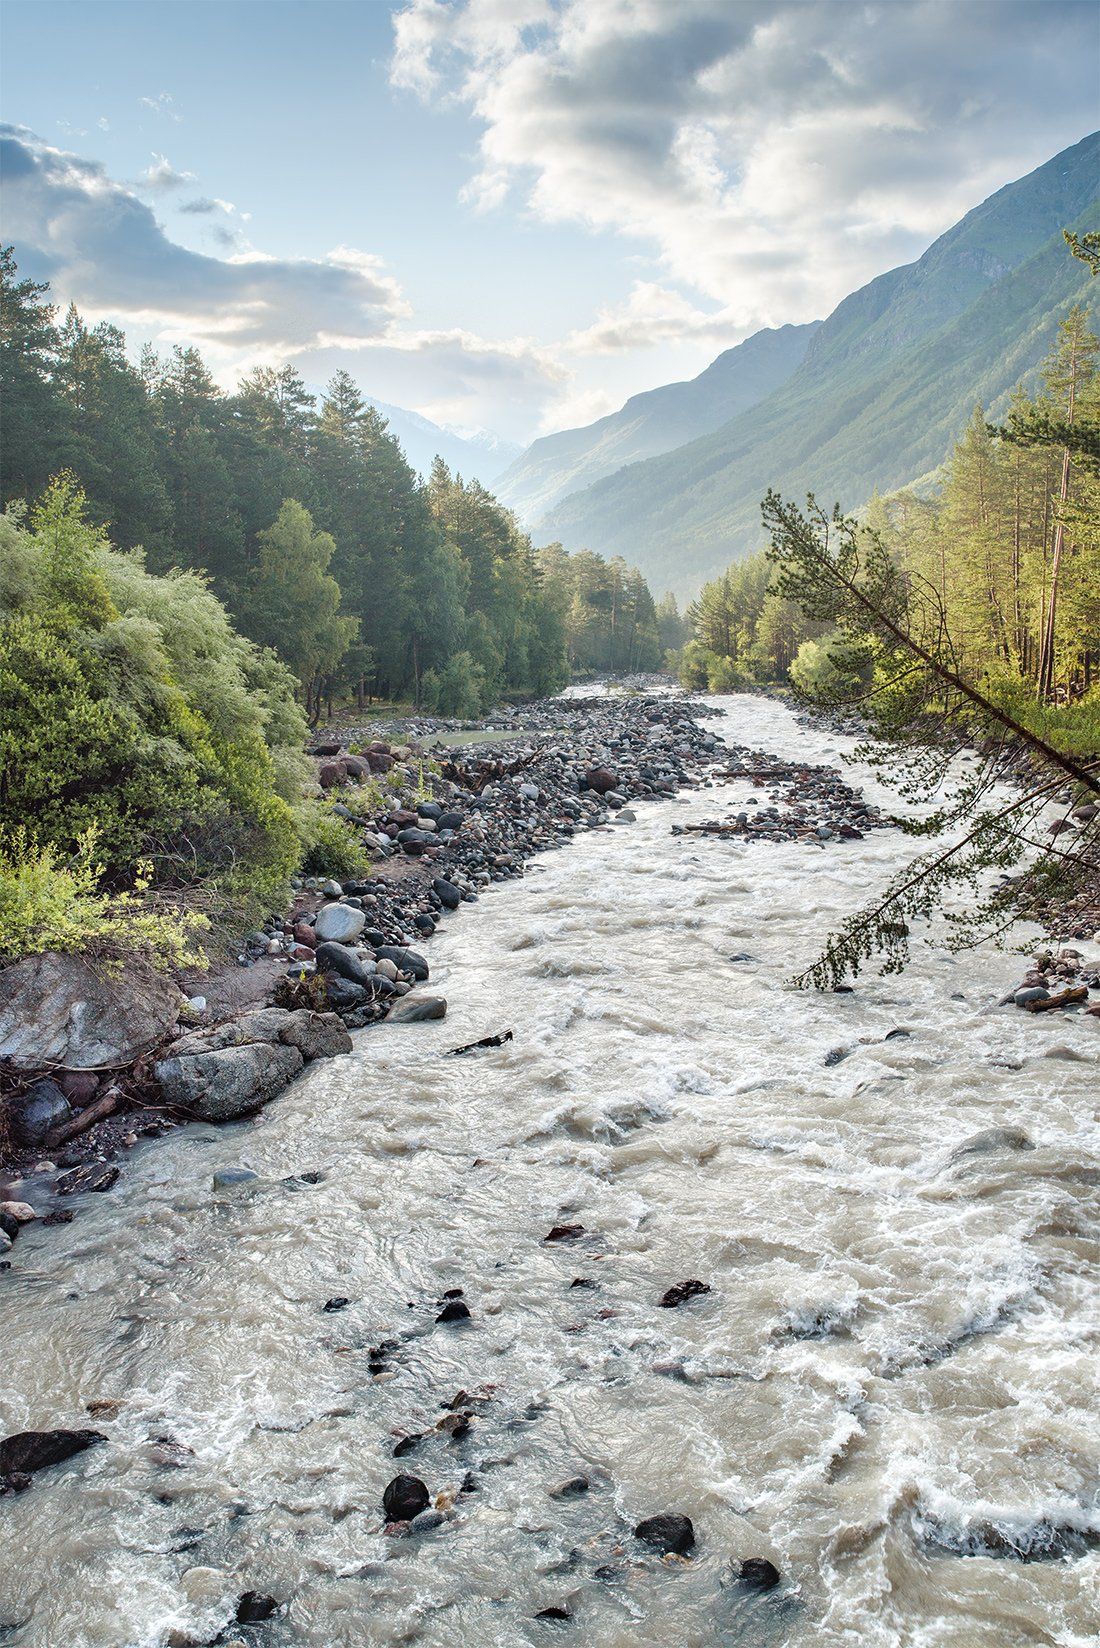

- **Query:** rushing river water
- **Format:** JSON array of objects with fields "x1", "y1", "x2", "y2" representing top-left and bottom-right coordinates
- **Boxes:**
[{"x1": 3, "y1": 694, "x2": 1098, "y2": 1648}]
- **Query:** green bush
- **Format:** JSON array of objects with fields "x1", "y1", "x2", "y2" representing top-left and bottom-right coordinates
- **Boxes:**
[
  {"x1": 0, "y1": 824, "x2": 208, "y2": 967},
  {"x1": 790, "y1": 632, "x2": 874, "y2": 700},
  {"x1": 707, "y1": 653, "x2": 745, "y2": 691},
  {"x1": 0, "y1": 476, "x2": 305, "y2": 907},
  {"x1": 295, "y1": 802, "x2": 372, "y2": 878}
]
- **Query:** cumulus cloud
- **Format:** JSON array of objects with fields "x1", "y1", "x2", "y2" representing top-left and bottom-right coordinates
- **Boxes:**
[
  {"x1": 139, "y1": 152, "x2": 197, "y2": 190},
  {"x1": 296, "y1": 325, "x2": 567, "y2": 435},
  {"x1": 390, "y1": 0, "x2": 1099, "y2": 329},
  {"x1": 0, "y1": 125, "x2": 407, "y2": 352},
  {"x1": 0, "y1": 124, "x2": 568, "y2": 438},
  {"x1": 565, "y1": 281, "x2": 745, "y2": 353}
]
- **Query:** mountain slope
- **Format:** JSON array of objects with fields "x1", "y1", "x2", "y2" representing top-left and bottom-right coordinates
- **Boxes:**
[
  {"x1": 371, "y1": 401, "x2": 521, "y2": 484},
  {"x1": 497, "y1": 322, "x2": 818, "y2": 521},
  {"x1": 540, "y1": 132, "x2": 1100, "y2": 599}
]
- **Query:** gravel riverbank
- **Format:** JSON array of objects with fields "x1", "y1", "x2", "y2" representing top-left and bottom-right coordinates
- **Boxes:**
[{"x1": 0, "y1": 689, "x2": 721, "y2": 1255}]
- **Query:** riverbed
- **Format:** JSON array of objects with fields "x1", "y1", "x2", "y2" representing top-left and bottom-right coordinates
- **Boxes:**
[{"x1": 2, "y1": 693, "x2": 1097, "y2": 1648}]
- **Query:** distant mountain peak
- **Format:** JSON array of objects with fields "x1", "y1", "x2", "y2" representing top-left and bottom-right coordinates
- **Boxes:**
[{"x1": 496, "y1": 319, "x2": 820, "y2": 523}]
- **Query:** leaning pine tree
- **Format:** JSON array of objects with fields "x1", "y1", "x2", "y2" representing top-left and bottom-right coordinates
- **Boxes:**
[{"x1": 761, "y1": 489, "x2": 1099, "y2": 988}]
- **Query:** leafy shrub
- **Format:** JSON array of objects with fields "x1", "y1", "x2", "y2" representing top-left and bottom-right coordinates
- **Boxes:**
[
  {"x1": 790, "y1": 632, "x2": 874, "y2": 700},
  {"x1": 0, "y1": 477, "x2": 306, "y2": 906},
  {"x1": 295, "y1": 802, "x2": 371, "y2": 878},
  {"x1": 0, "y1": 825, "x2": 208, "y2": 967},
  {"x1": 707, "y1": 653, "x2": 746, "y2": 691}
]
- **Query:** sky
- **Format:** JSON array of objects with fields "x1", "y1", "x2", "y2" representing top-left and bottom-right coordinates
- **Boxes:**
[{"x1": 1, "y1": 0, "x2": 1098, "y2": 446}]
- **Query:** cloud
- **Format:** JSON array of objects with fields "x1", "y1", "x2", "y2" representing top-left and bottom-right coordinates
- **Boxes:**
[
  {"x1": 390, "y1": 0, "x2": 1099, "y2": 327},
  {"x1": 565, "y1": 281, "x2": 745, "y2": 353},
  {"x1": 140, "y1": 92, "x2": 182, "y2": 122},
  {"x1": 179, "y1": 196, "x2": 237, "y2": 215},
  {"x1": 296, "y1": 326, "x2": 567, "y2": 435},
  {"x1": 0, "y1": 125, "x2": 407, "y2": 353},
  {"x1": 0, "y1": 125, "x2": 568, "y2": 440},
  {"x1": 140, "y1": 153, "x2": 197, "y2": 190}
]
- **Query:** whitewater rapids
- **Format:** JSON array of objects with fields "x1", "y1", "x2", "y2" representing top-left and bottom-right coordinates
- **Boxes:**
[{"x1": 2, "y1": 693, "x2": 1097, "y2": 1648}]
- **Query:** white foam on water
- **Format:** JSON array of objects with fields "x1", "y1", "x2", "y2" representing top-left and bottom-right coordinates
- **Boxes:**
[{"x1": 2, "y1": 693, "x2": 1097, "y2": 1647}]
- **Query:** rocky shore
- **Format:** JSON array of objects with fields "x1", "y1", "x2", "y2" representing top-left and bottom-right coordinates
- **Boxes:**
[{"x1": 0, "y1": 688, "x2": 720, "y2": 1260}]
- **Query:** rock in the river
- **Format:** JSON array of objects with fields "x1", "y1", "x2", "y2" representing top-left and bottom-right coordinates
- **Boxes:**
[
  {"x1": 436, "y1": 1298, "x2": 471, "y2": 1322},
  {"x1": 387, "y1": 996, "x2": 447, "y2": 1023},
  {"x1": 314, "y1": 903, "x2": 367, "y2": 944},
  {"x1": 735, "y1": 1557, "x2": 781, "y2": 1589},
  {"x1": 212, "y1": 1168, "x2": 258, "y2": 1189},
  {"x1": 154, "y1": 1042, "x2": 304, "y2": 1121},
  {"x1": 0, "y1": 1428, "x2": 106, "y2": 1488},
  {"x1": 635, "y1": 1513, "x2": 695, "y2": 1555},
  {"x1": 0, "y1": 1201, "x2": 36, "y2": 1225},
  {"x1": 1014, "y1": 986, "x2": 1051, "y2": 1008},
  {"x1": 659, "y1": 1279, "x2": 711, "y2": 1309},
  {"x1": 549, "y1": 1476, "x2": 589, "y2": 1499},
  {"x1": 0, "y1": 952, "x2": 179, "y2": 1071},
  {"x1": 375, "y1": 946, "x2": 429, "y2": 981},
  {"x1": 432, "y1": 877, "x2": 462, "y2": 910},
  {"x1": 5, "y1": 1079, "x2": 71, "y2": 1148},
  {"x1": 383, "y1": 1474, "x2": 430, "y2": 1521},
  {"x1": 949, "y1": 1126, "x2": 1033, "y2": 1160},
  {"x1": 236, "y1": 1592, "x2": 278, "y2": 1623}
]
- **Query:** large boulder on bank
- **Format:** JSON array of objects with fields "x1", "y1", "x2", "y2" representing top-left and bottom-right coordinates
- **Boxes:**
[
  {"x1": 0, "y1": 952, "x2": 180, "y2": 1072},
  {"x1": 166, "y1": 1006, "x2": 351, "y2": 1059},
  {"x1": 313, "y1": 903, "x2": 367, "y2": 945},
  {"x1": 155, "y1": 1041, "x2": 304, "y2": 1120},
  {"x1": 4, "y1": 1079, "x2": 71, "y2": 1149},
  {"x1": 584, "y1": 768, "x2": 619, "y2": 795},
  {"x1": 316, "y1": 942, "x2": 377, "y2": 986},
  {"x1": 153, "y1": 1007, "x2": 351, "y2": 1119}
]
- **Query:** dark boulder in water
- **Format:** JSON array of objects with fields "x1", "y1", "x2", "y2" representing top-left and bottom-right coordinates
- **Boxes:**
[
  {"x1": 375, "y1": 945, "x2": 429, "y2": 981},
  {"x1": 659, "y1": 1279, "x2": 711, "y2": 1309},
  {"x1": 635, "y1": 1513, "x2": 695, "y2": 1555},
  {"x1": 383, "y1": 1474, "x2": 430, "y2": 1522},
  {"x1": 432, "y1": 876, "x2": 463, "y2": 910},
  {"x1": 236, "y1": 1592, "x2": 278, "y2": 1622},
  {"x1": 735, "y1": 1557, "x2": 781, "y2": 1588},
  {"x1": 0, "y1": 1428, "x2": 106, "y2": 1488}
]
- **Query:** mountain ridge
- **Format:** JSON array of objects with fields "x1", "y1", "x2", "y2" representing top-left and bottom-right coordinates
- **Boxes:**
[
  {"x1": 496, "y1": 321, "x2": 819, "y2": 520},
  {"x1": 534, "y1": 132, "x2": 1100, "y2": 600}
]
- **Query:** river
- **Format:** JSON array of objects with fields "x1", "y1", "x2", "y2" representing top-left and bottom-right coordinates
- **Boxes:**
[{"x1": 2, "y1": 693, "x2": 1097, "y2": 1648}]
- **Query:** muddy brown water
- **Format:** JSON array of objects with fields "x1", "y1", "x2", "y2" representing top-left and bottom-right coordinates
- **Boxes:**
[{"x1": 2, "y1": 694, "x2": 1097, "y2": 1647}]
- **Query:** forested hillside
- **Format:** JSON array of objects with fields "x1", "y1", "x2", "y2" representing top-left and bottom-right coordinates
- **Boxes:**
[
  {"x1": 678, "y1": 302, "x2": 1100, "y2": 714},
  {"x1": 0, "y1": 249, "x2": 662, "y2": 722},
  {"x1": 541, "y1": 134, "x2": 1100, "y2": 598},
  {"x1": 497, "y1": 321, "x2": 818, "y2": 522}
]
